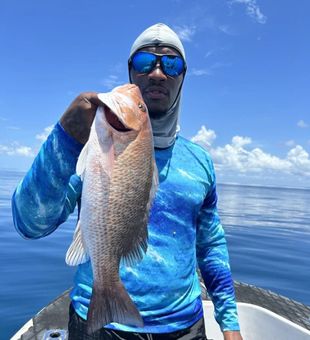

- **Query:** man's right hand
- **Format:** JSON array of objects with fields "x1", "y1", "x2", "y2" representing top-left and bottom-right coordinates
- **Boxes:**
[{"x1": 60, "y1": 92, "x2": 102, "y2": 144}]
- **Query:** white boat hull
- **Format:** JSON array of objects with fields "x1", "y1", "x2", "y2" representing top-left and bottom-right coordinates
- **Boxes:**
[{"x1": 203, "y1": 301, "x2": 310, "y2": 340}]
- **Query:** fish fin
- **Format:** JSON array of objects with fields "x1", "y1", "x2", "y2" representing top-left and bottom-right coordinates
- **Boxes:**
[
  {"x1": 150, "y1": 160, "x2": 159, "y2": 203},
  {"x1": 122, "y1": 227, "x2": 148, "y2": 267},
  {"x1": 65, "y1": 221, "x2": 89, "y2": 266},
  {"x1": 76, "y1": 141, "x2": 90, "y2": 180},
  {"x1": 87, "y1": 280, "x2": 143, "y2": 334}
]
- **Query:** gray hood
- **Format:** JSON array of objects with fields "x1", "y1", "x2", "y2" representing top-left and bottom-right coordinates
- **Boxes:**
[{"x1": 129, "y1": 23, "x2": 186, "y2": 149}]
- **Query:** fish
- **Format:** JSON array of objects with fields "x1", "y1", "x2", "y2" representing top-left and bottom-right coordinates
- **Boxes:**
[{"x1": 65, "y1": 84, "x2": 158, "y2": 334}]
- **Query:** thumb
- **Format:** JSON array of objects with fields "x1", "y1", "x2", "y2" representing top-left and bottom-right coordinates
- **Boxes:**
[{"x1": 85, "y1": 92, "x2": 104, "y2": 109}]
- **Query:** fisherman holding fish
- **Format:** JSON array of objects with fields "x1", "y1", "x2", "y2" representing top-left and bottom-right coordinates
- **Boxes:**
[{"x1": 12, "y1": 24, "x2": 243, "y2": 340}]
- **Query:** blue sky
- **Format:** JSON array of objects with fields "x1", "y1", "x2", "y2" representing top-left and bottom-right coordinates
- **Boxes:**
[{"x1": 1, "y1": 0, "x2": 309, "y2": 188}]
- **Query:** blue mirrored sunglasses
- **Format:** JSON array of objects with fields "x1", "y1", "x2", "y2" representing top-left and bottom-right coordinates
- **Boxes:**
[{"x1": 129, "y1": 51, "x2": 186, "y2": 77}]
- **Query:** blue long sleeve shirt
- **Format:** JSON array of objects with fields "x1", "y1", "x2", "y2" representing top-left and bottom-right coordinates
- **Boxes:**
[{"x1": 12, "y1": 122, "x2": 240, "y2": 333}]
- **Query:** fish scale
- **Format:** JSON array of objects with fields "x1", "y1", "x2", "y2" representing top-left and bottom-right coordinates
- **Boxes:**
[{"x1": 108, "y1": 146, "x2": 153, "y2": 260}]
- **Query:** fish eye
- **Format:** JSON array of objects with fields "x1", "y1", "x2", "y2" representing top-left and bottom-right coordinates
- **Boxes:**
[{"x1": 138, "y1": 102, "x2": 146, "y2": 112}]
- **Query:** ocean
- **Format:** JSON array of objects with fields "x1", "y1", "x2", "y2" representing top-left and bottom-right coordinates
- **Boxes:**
[{"x1": 0, "y1": 169, "x2": 309, "y2": 339}]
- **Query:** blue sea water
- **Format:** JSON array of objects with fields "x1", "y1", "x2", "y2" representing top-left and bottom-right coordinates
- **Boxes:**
[{"x1": 0, "y1": 169, "x2": 309, "y2": 339}]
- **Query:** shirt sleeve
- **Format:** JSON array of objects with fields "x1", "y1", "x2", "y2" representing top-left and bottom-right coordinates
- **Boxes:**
[
  {"x1": 196, "y1": 159, "x2": 240, "y2": 331},
  {"x1": 11, "y1": 122, "x2": 83, "y2": 239}
]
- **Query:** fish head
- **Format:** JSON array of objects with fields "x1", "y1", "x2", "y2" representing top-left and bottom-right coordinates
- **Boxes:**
[{"x1": 97, "y1": 84, "x2": 149, "y2": 133}]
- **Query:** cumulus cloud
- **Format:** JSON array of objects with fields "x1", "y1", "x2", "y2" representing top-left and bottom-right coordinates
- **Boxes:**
[
  {"x1": 297, "y1": 120, "x2": 308, "y2": 128},
  {"x1": 231, "y1": 0, "x2": 267, "y2": 24},
  {"x1": 173, "y1": 25, "x2": 196, "y2": 42},
  {"x1": 0, "y1": 125, "x2": 55, "y2": 158},
  {"x1": 0, "y1": 143, "x2": 34, "y2": 157},
  {"x1": 36, "y1": 125, "x2": 54, "y2": 142},
  {"x1": 287, "y1": 146, "x2": 310, "y2": 176},
  {"x1": 15, "y1": 146, "x2": 34, "y2": 157},
  {"x1": 191, "y1": 125, "x2": 310, "y2": 178},
  {"x1": 191, "y1": 125, "x2": 216, "y2": 147}
]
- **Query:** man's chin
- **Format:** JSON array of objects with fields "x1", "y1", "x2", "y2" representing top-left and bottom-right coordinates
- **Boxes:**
[
  {"x1": 143, "y1": 97, "x2": 167, "y2": 113},
  {"x1": 148, "y1": 109, "x2": 168, "y2": 119},
  {"x1": 145, "y1": 101, "x2": 169, "y2": 119}
]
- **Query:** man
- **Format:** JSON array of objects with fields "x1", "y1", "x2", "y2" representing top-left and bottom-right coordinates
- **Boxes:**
[{"x1": 12, "y1": 23, "x2": 243, "y2": 340}]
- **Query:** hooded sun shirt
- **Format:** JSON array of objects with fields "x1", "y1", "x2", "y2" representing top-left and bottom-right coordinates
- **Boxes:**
[{"x1": 129, "y1": 23, "x2": 186, "y2": 149}]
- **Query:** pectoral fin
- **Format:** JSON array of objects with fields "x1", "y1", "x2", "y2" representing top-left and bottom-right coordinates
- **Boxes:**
[
  {"x1": 65, "y1": 221, "x2": 89, "y2": 266},
  {"x1": 150, "y1": 160, "x2": 159, "y2": 204},
  {"x1": 76, "y1": 141, "x2": 90, "y2": 180}
]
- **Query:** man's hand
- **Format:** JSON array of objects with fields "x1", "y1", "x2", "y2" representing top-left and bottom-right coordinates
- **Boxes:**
[
  {"x1": 60, "y1": 92, "x2": 102, "y2": 144},
  {"x1": 223, "y1": 330, "x2": 243, "y2": 340}
]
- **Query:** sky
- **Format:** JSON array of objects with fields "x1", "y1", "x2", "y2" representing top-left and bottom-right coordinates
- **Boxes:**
[{"x1": 0, "y1": 0, "x2": 309, "y2": 188}]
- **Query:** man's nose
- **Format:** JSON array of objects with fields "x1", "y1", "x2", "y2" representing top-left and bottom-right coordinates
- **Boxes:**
[{"x1": 148, "y1": 62, "x2": 167, "y2": 80}]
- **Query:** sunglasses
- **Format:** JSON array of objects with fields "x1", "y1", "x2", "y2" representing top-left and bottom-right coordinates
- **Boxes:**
[{"x1": 129, "y1": 51, "x2": 186, "y2": 77}]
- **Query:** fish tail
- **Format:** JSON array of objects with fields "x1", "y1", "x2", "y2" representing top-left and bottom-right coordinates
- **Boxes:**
[{"x1": 86, "y1": 280, "x2": 144, "y2": 334}]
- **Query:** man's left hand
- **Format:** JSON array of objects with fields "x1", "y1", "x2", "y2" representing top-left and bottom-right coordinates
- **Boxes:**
[{"x1": 223, "y1": 330, "x2": 243, "y2": 340}]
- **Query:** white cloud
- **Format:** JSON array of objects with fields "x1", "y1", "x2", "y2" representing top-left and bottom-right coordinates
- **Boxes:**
[
  {"x1": 110, "y1": 62, "x2": 125, "y2": 74},
  {"x1": 189, "y1": 62, "x2": 231, "y2": 77},
  {"x1": 189, "y1": 68, "x2": 211, "y2": 76},
  {"x1": 231, "y1": 0, "x2": 267, "y2": 24},
  {"x1": 35, "y1": 125, "x2": 54, "y2": 142},
  {"x1": 191, "y1": 125, "x2": 216, "y2": 148},
  {"x1": 0, "y1": 145, "x2": 10, "y2": 154},
  {"x1": 0, "y1": 143, "x2": 34, "y2": 157},
  {"x1": 101, "y1": 75, "x2": 124, "y2": 90},
  {"x1": 285, "y1": 140, "x2": 296, "y2": 147},
  {"x1": 205, "y1": 50, "x2": 214, "y2": 58},
  {"x1": 191, "y1": 126, "x2": 310, "y2": 179},
  {"x1": 218, "y1": 25, "x2": 235, "y2": 35},
  {"x1": 287, "y1": 146, "x2": 310, "y2": 176},
  {"x1": 231, "y1": 135, "x2": 252, "y2": 148},
  {"x1": 0, "y1": 125, "x2": 54, "y2": 159},
  {"x1": 297, "y1": 120, "x2": 308, "y2": 128},
  {"x1": 173, "y1": 25, "x2": 196, "y2": 42},
  {"x1": 15, "y1": 146, "x2": 34, "y2": 157}
]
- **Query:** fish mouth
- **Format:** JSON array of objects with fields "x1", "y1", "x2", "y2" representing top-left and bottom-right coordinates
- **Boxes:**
[{"x1": 104, "y1": 106, "x2": 132, "y2": 132}]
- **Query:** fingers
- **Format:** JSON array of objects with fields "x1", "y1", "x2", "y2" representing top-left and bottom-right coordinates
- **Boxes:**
[
  {"x1": 76, "y1": 92, "x2": 103, "y2": 111},
  {"x1": 59, "y1": 92, "x2": 102, "y2": 145},
  {"x1": 83, "y1": 92, "x2": 103, "y2": 108}
]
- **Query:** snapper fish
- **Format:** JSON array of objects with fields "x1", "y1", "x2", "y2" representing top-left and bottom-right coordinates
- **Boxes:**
[{"x1": 65, "y1": 84, "x2": 158, "y2": 334}]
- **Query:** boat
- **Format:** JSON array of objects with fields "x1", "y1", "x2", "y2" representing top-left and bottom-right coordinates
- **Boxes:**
[{"x1": 11, "y1": 281, "x2": 310, "y2": 340}]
